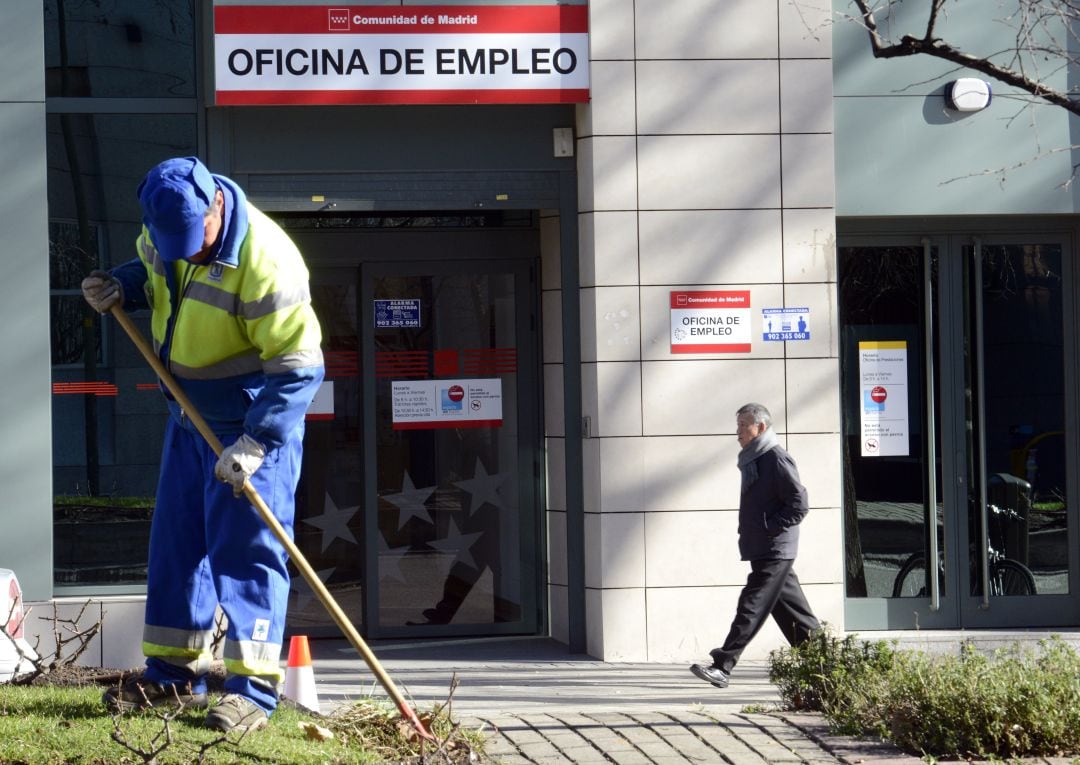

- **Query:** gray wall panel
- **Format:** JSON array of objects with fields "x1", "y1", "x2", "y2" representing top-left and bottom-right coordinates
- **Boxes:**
[
  {"x1": 832, "y1": 0, "x2": 1080, "y2": 216},
  {"x1": 835, "y1": 96, "x2": 1080, "y2": 215},
  {"x1": 220, "y1": 105, "x2": 575, "y2": 175},
  {"x1": 0, "y1": 102, "x2": 53, "y2": 601},
  {"x1": 0, "y1": 0, "x2": 45, "y2": 102}
]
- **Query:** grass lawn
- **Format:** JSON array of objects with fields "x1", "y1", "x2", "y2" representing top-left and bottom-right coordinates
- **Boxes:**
[{"x1": 0, "y1": 684, "x2": 479, "y2": 764}]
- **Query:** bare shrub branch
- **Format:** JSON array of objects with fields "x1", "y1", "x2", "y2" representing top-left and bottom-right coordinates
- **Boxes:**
[
  {"x1": 0, "y1": 600, "x2": 103, "y2": 685},
  {"x1": 108, "y1": 690, "x2": 231, "y2": 765}
]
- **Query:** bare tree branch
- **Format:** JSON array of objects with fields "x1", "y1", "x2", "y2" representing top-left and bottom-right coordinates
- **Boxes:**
[{"x1": 849, "y1": 0, "x2": 1080, "y2": 115}]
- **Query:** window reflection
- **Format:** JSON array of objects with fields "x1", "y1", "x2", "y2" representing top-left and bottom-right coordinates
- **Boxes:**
[
  {"x1": 50, "y1": 220, "x2": 101, "y2": 366},
  {"x1": 973, "y1": 244, "x2": 1067, "y2": 597},
  {"x1": 290, "y1": 270, "x2": 366, "y2": 632},
  {"x1": 44, "y1": 0, "x2": 196, "y2": 98},
  {"x1": 839, "y1": 246, "x2": 938, "y2": 599},
  {"x1": 47, "y1": 114, "x2": 197, "y2": 587}
]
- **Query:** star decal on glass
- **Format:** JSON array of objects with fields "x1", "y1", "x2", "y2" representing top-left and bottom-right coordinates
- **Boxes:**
[
  {"x1": 382, "y1": 472, "x2": 437, "y2": 530},
  {"x1": 289, "y1": 566, "x2": 336, "y2": 613},
  {"x1": 453, "y1": 458, "x2": 510, "y2": 518},
  {"x1": 302, "y1": 492, "x2": 361, "y2": 552},
  {"x1": 377, "y1": 533, "x2": 412, "y2": 585},
  {"x1": 427, "y1": 517, "x2": 484, "y2": 570}
]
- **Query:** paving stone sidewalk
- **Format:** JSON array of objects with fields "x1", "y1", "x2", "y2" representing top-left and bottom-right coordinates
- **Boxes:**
[
  {"x1": 462, "y1": 709, "x2": 915, "y2": 765},
  {"x1": 310, "y1": 636, "x2": 1078, "y2": 765},
  {"x1": 466, "y1": 710, "x2": 1079, "y2": 765}
]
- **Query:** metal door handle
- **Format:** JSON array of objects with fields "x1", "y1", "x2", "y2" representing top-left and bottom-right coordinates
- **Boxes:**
[
  {"x1": 923, "y1": 238, "x2": 940, "y2": 611},
  {"x1": 973, "y1": 238, "x2": 991, "y2": 609}
]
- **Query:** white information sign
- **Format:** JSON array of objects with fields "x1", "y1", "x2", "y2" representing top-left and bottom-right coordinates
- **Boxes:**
[
  {"x1": 669, "y1": 290, "x2": 752, "y2": 354},
  {"x1": 305, "y1": 380, "x2": 334, "y2": 421},
  {"x1": 392, "y1": 378, "x2": 502, "y2": 430},
  {"x1": 858, "y1": 341, "x2": 909, "y2": 457}
]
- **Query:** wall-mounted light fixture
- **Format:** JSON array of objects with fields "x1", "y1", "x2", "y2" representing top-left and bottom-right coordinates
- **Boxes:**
[{"x1": 945, "y1": 77, "x2": 992, "y2": 112}]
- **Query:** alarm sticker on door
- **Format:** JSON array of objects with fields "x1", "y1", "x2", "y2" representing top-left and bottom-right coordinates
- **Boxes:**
[{"x1": 374, "y1": 299, "x2": 421, "y2": 328}]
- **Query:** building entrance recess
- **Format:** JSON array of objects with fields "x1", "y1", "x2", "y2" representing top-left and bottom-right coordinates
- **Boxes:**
[{"x1": 283, "y1": 220, "x2": 543, "y2": 639}]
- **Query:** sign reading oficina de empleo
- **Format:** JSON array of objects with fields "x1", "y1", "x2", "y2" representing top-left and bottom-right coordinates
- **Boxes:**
[
  {"x1": 669, "y1": 290, "x2": 751, "y2": 354},
  {"x1": 761, "y1": 307, "x2": 810, "y2": 341},
  {"x1": 212, "y1": 4, "x2": 589, "y2": 105}
]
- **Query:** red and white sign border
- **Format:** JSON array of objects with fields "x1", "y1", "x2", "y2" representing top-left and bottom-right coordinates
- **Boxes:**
[{"x1": 213, "y1": 4, "x2": 590, "y2": 105}]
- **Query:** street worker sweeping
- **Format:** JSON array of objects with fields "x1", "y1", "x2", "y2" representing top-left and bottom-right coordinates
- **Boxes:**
[{"x1": 81, "y1": 156, "x2": 325, "y2": 734}]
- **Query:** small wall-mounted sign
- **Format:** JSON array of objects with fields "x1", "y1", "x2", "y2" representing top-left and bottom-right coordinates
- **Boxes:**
[
  {"x1": 761, "y1": 307, "x2": 810, "y2": 341},
  {"x1": 669, "y1": 290, "x2": 751, "y2": 354},
  {"x1": 375, "y1": 299, "x2": 421, "y2": 328},
  {"x1": 305, "y1": 380, "x2": 334, "y2": 421}
]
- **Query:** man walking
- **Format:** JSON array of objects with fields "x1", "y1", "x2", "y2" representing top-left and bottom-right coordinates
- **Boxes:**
[
  {"x1": 690, "y1": 403, "x2": 820, "y2": 688},
  {"x1": 81, "y1": 156, "x2": 324, "y2": 732}
]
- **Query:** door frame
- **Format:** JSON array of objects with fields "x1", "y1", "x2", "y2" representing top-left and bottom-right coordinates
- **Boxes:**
[{"x1": 840, "y1": 217, "x2": 1080, "y2": 631}]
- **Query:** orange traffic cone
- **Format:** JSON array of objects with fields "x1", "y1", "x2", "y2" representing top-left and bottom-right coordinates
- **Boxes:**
[{"x1": 282, "y1": 635, "x2": 320, "y2": 712}]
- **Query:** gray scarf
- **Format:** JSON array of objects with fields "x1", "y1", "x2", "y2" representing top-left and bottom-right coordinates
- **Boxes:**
[{"x1": 737, "y1": 427, "x2": 779, "y2": 494}]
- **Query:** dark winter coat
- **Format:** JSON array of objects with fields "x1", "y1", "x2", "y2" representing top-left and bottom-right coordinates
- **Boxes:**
[{"x1": 737, "y1": 445, "x2": 809, "y2": 561}]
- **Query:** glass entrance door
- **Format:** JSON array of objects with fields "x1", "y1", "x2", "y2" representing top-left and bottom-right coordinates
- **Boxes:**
[
  {"x1": 286, "y1": 222, "x2": 543, "y2": 640},
  {"x1": 840, "y1": 232, "x2": 1079, "y2": 630},
  {"x1": 362, "y1": 259, "x2": 541, "y2": 638},
  {"x1": 959, "y1": 241, "x2": 1071, "y2": 625}
]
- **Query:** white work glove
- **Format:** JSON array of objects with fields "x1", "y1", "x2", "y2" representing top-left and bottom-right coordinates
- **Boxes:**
[
  {"x1": 214, "y1": 434, "x2": 266, "y2": 497},
  {"x1": 81, "y1": 269, "x2": 123, "y2": 313}
]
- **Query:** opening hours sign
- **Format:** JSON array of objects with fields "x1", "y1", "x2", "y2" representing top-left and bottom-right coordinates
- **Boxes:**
[
  {"x1": 858, "y1": 340, "x2": 909, "y2": 457},
  {"x1": 213, "y1": 4, "x2": 590, "y2": 105},
  {"x1": 669, "y1": 290, "x2": 752, "y2": 354}
]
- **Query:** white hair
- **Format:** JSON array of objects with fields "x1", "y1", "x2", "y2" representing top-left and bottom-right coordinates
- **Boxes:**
[{"x1": 736, "y1": 403, "x2": 772, "y2": 428}]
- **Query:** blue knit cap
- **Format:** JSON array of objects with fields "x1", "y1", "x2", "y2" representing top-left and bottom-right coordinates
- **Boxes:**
[{"x1": 137, "y1": 157, "x2": 217, "y2": 262}]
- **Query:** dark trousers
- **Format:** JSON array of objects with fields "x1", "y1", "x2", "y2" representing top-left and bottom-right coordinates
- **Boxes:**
[{"x1": 710, "y1": 558, "x2": 820, "y2": 673}]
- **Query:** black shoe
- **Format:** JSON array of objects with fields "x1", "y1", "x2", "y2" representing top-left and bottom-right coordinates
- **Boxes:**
[
  {"x1": 103, "y1": 677, "x2": 209, "y2": 712},
  {"x1": 689, "y1": 663, "x2": 730, "y2": 688}
]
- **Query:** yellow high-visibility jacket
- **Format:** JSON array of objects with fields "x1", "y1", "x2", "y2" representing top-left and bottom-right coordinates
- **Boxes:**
[{"x1": 112, "y1": 175, "x2": 324, "y2": 448}]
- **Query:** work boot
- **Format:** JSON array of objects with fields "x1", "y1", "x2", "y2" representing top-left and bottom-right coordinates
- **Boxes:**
[
  {"x1": 205, "y1": 693, "x2": 269, "y2": 734},
  {"x1": 103, "y1": 677, "x2": 209, "y2": 712}
]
